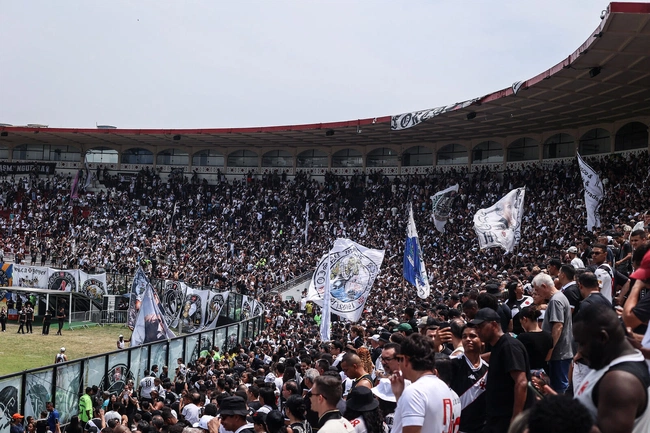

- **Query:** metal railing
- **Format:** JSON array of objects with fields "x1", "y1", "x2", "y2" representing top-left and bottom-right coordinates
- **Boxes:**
[{"x1": 272, "y1": 270, "x2": 312, "y2": 295}]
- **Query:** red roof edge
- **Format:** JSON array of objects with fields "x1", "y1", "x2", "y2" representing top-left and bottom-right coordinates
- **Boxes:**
[{"x1": 609, "y1": 2, "x2": 650, "y2": 13}]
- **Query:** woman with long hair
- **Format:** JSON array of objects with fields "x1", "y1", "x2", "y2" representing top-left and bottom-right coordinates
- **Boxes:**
[
  {"x1": 284, "y1": 395, "x2": 312, "y2": 433},
  {"x1": 505, "y1": 279, "x2": 533, "y2": 335},
  {"x1": 356, "y1": 347, "x2": 374, "y2": 379},
  {"x1": 344, "y1": 386, "x2": 386, "y2": 433}
]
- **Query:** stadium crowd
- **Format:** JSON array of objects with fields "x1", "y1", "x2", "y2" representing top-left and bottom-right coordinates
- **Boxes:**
[{"x1": 2, "y1": 149, "x2": 650, "y2": 433}]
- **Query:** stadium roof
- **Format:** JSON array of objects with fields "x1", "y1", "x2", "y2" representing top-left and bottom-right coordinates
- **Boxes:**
[{"x1": 1, "y1": 2, "x2": 649, "y2": 153}]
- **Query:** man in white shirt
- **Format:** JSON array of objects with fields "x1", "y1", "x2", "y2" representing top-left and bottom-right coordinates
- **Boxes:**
[
  {"x1": 567, "y1": 246, "x2": 585, "y2": 269},
  {"x1": 180, "y1": 391, "x2": 202, "y2": 426},
  {"x1": 390, "y1": 334, "x2": 459, "y2": 433}
]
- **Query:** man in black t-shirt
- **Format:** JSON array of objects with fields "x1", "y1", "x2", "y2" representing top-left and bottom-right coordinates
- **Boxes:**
[
  {"x1": 471, "y1": 308, "x2": 533, "y2": 433},
  {"x1": 558, "y1": 265, "x2": 582, "y2": 317}
]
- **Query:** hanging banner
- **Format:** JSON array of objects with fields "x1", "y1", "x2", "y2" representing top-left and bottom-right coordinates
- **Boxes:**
[
  {"x1": 577, "y1": 153, "x2": 604, "y2": 231},
  {"x1": 431, "y1": 184, "x2": 459, "y2": 233},
  {"x1": 0, "y1": 264, "x2": 13, "y2": 287},
  {"x1": 131, "y1": 285, "x2": 176, "y2": 346},
  {"x1": 47, "y1": 269, "x2": 79, "y2": 292},
  {"x1": 127, "y1": 267, "x2": 154, "y2": 330},
  {"x1": 404, "y1": 204, "x2": 430, "y2": 299},
  {"x1": 473, "y1": 187, "x2": 526, "y2": 253},
  {"x1": 306, "y1": 238, "x2": 385, "y2": 322},
  {"x1": 12, "y1": 265, "x2": 48, "y2": 289},
  {"x1": 78, "y1": 271, "x2": 107, "y2": 302},
  {"x1": 391, "y1": 98, "x2": 480, "y2": 131},
  {"x1": 0, "y1": 162, "x2": 56, "y2": 175},
  {"x1": 204, "y1": 291, "x2": 229, "y2": 330},
  {"x1": 180, "y1": 287, "x2": 209, "y2": 333},
  {"x1": 160, "y1": 280, "x2": 187, "y2": 328}
]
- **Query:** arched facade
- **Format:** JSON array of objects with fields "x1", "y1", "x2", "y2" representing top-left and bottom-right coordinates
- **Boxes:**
[
  {"x1": 157, "y1": 148, "x2": 189, "y2": 166},
  {"x1": 296, "y1": 149, "x2": 328, "y2": 168},
  {"x1": 227, "y1": 150, "x2": 258, "y2": 167},
  {"x1": 402, "y1": 146, "x2": 433, "y2": 167},
  {"x1": 12, "y1": 143, "x2": 81, "y2": 162},
  {"x1": 615, "y1": 121, "x2": 648, "y2": 151},
  {"x1": 192, "y1": 149, "x2": 224, "y2": 167},
  {"x1": 121, "y1": 148, "x2": 154, "y2": 165},
  {"x1": 579, "y1": 128, "x2": 610, "y2": 155},
  {"x1": 437, "y1": 144, "x2": 468, "y2": 165},
  {"x1": 472, "y1": 141, "x2": 503, "y2": 164},
  {"x1": 543, "y1": 133, "x2": 575, "y2": 159},
  {"x1": 366, "y1": 148, "x2": 399, "y2": 167},
  {"x1": 507, "y1": 137, "x2": 539, "y2": 162},
  {"x1": 86, "y1": 147, "x2": 119, "y2": 164},
  {"x1": 332, "y1": 149, "x2": 362, "y2": 168},
  {"x1": 262, "y1": 150, "x2": 293, "y2": 167}
]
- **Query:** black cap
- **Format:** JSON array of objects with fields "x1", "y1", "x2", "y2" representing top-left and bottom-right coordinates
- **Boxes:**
[
  {"x1": 378, "y1": 331, "x2": 391, "y2": 343},
  {"x1": 469, "y1": 308, "x2": 501, "y2": 325}
]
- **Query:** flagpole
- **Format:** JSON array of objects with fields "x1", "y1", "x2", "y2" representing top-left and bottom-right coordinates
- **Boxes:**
[{"x1": 320, "y1": 247, "x2": 331, "y2": 342}]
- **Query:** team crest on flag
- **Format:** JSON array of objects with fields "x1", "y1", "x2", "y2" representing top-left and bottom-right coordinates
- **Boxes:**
[
  {"x1": 473, "y1": 187, "x2": 526, "y2": 253},
  {"x1": 431, "y1": 184, "x2": 459, "y2": 233},
  {"x1": 577, "y1": 153, "x2": 604, "y2": 231},
  {"x1": 306, "y1": 239, "x2": 385, "y2": 322},
  {"x1": 404, "y1": 204, "x2": 430, "y2": 299}
]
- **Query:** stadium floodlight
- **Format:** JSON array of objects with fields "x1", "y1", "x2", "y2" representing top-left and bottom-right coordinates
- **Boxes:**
[
  {"x1": 325, "y1": 130, "x2": 335, "y2": 136},
  {"x1": 466, "y1": 112, "x2": 477, "y2": 120},
  {"x1": 173, "y1": 135, "x2": 181, "y2": 141},
  {"x1": 589, "y1": 67, "x2": 602, "y2": 78}
]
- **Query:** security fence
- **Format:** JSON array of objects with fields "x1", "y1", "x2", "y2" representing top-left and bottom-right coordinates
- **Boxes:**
[{"x1": 0, "y1": 291, "x2": 264, "y2": 433}]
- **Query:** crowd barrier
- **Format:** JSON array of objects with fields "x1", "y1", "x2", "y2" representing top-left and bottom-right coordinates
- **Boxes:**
[{"x1": 0, "y1": 291, "x2": 265, "y2": 433}]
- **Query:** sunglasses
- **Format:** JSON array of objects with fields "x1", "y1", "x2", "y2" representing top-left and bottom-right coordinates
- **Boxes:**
[
  {"x1": 306, "y1": 390, "x2": 325, "y2": 400},
  {"x1": 381, "y1": 356, "x2": 396, "y2": 363}
]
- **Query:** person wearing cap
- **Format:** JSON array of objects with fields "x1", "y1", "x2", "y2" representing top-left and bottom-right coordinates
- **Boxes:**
[
  {"x1": 390, "y1": 333, "x2": 459, "y2": 433},
  {"x1": 54, "y1": 348, "x2": 67, "y2": 364},
  {"x1": 116, "y1": 334, "x2": 130, "y2": 350},
  {"x1": 567, "y1": 246, "x2": 585, "y2": 269},
  {"x1": 343, "y1": 386, "x2": 384, "y2": 433},
  {"x1": 392, "y1": 323, "x2": 412, "y2": 337},
  {"x1": 11, "y1": 414, "x2": 25, "y2": 433},
  {"x1": 471, "y1": 308, "x2": 533, "y2": 432},
  {"x1": 207, "y1": 396, "x2": 254, "y2": 433}
]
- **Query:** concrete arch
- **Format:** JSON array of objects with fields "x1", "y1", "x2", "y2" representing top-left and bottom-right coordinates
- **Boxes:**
[
  {"x1": 366, "y1": 147, "x2": 399, "y2": 168},
  {"x1": 472, "y1": 141, "x2": 503, "y2": 163},
  {"x1": 332, "y1": 148, "x2": 363, "y2": 168},
  {"x1": 507, "y1": 137, "x2": 539, "y2": 162},
  {"x1": 402, "y1": 146, "x2": 433, "y2": 167},
  {"x1": 615, "y1": 121, "x2": 648, "y2": 151},
  {"x1": 543, "y1": 133, "x2": 575, "y2": 159},
  {"x1": 579, "y1": 128, "x2": 610, "y2": 156},
  {"x1": 437, "y1": 143, "x2": 468, "y2": 165}
]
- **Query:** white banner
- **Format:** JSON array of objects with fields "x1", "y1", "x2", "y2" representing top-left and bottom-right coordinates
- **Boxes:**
[
  {"x1": 577, "y1": 153, "x2": 604, "y2": 231},
  {"x1": 473, "y1": 187, "x2": 526, "y2": 253},
  {"x1": 12, "y1": 265, "x2": 49, "y2": 289},
  {"x1": 431, "y1": 184, "x2": 459, "y2": 233},
  {"x1": 180, "y1": 287, "x2": 209, "y2": 333},
  {"x1": 306, "y1": 238, "x2": 385, "y2": 322},
  {"x1": 47, "y1": 269, "x2": 79, "y2": 292},
  {"x1": 204, "y1": 291, "x2": 229, "y2": 330},
  {"x1": 131, "y1": 285, "x2": 175, "y2": 346},
  {"x1": 78, "y1": 271, "x2": 107, "y2": 302},
  {"x1": 391, "y1": 98, "x2": 480, "y2": 131}
]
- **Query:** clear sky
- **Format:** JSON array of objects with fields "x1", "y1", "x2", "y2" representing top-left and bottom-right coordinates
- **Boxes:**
[{"x1": 0, "y1": 1, "x2": 618, "y2": 129}]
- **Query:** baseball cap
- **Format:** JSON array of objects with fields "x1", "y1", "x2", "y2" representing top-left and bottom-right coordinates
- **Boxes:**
[
  {"x1": 193, "y1": 415, "x2": 214, "y2": 430},
  {"x1": 469, "y1": 308, "x2": 501, "y2": 325},
  {"x1": 567, "y1": 246, "x2": 578, "y2": 254},
  {"x1": 12, "y1": 414, "x2": 24, "y2": 420},
  {"x1": 60, "y1": 347, "x2": 66, "y2": 352},
  {"x1": 630, "y1": 250, "x2": 650, "y2": 281},
  {"x1": 417, "y1": 317, "x2": 439, "y2": 329},
  {"x1": 370, "y1": 334, "x2": 380, "y2": 342},
  {"x1": 119, "y1": 335, "x2": 123, "y2": 338},
  {"x1": 393, "y1": 323, "x2": 412, "y2": 332}
]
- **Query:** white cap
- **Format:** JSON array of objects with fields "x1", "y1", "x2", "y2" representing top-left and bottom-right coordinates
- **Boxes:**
[
  {"x1": 60, "y1": 347, "x2": 66, "y2": 352},
  {"x1": 119, "y1": 335, "x2": 123, "y2": 338}
]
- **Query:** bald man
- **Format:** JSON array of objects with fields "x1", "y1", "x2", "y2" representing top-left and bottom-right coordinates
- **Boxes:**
[{"x1": 340, "y1": 353, "x2": 373, "y2": 389}]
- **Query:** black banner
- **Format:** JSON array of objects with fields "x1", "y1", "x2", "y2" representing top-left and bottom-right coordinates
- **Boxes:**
[{"x1": 0, "y1": 162, "x2": 57, "y2": 175}]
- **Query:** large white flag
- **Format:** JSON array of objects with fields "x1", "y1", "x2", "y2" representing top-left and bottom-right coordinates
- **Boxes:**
[
  {"x1": 431, "y1": 184, "x2": 459, "y2": 233},
  {"x1": 404, "y1": 204, "x2": 430, "y2": 299},
  {"x1": 473, "y1": 187, "x2": 526, "y2": 253},
  {"x1": 131, "y1": 285, "x2": 176, "y2": 346},
  {"x1": 306, "y1": 239, "x2": 385, "y2": 322},
  {"x1": 577, "y1": 153, "x2": 604, "y2": 231}
]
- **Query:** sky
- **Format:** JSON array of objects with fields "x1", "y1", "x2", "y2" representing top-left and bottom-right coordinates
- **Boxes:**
[{"x1": 0, "y1": 1, "x2": 619, "y2": 129}]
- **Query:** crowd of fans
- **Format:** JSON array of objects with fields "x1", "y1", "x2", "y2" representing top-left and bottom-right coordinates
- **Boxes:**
[{"x1": 2, "y1": 149, "x2": 650, "y2": 433}]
